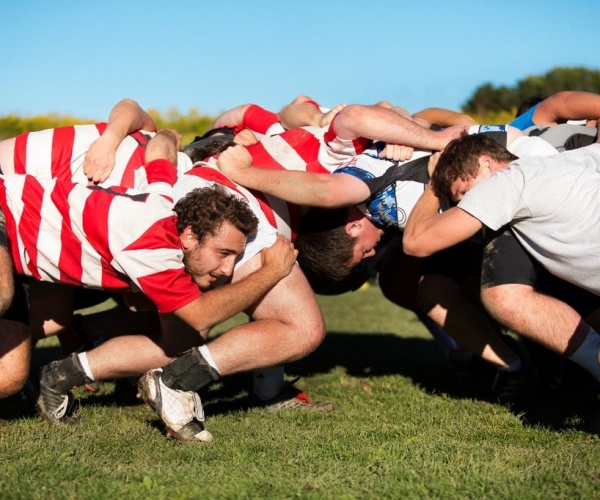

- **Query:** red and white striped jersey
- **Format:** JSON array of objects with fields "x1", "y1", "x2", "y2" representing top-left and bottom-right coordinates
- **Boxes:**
[
  {"x1": 6, "y1": 124, "x2": 193, "y2": 188},
  {"x1": 0, "y1": 159, "x2": 200, "y2": 313},
  {"x1": 242, "y1": 119, "x2": 371, "y2": 174},
  {"x1": 174, "y1": 165, "x2": 284, "y2": 270},
  {"x1": 235, "y1": 104, "x2": 285, "y2": 140}
]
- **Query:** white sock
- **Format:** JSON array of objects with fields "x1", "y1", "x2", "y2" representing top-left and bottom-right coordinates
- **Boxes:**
[
  {"x1": 198, "y1": 345, "x2": 221, "y2": 377},
  {"x1": 77, "y1": 352, "x2": 95, "y2": 381},
  {"x1": 252, "y1": 365, "x2": 286, "y2": 401},
  {"x1": 568, "y1": 327, "x2": 600, "y2": 382}
]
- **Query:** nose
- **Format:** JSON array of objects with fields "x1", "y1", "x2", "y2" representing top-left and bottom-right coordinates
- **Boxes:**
[{"x1": 219, "y1": 256, "x2": 236, "y2": 277}]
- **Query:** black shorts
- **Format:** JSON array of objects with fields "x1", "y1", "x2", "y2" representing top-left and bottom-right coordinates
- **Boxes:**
[
  {"x1": 421, "y1": 240, "x2": 483, "y2": 285},
  {"x1": 1, "y1": 276, "x2": 29, "y2": 324},
  {"x1": 481, "y1": 228, "x2": 600, "y2": 317}
]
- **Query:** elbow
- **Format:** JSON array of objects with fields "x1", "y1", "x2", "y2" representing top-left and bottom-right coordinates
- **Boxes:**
[{"x1": 402, "y1": 235, "x2": 431, "y2": 258}]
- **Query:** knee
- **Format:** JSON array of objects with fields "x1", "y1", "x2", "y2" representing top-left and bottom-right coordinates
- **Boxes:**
[
  {"x1": 417, "y1": 275, "x2": 460, "y2": 313},
  {"x1": 300, "y1": 315, "x2": 327, "y2": 357},
  {"x1": 0, "y1": 329, "x2": 30, "y2": 398},
  {"x1": 0, "y1": 368, "x2": 28, "y2": 398},
  {"x1": 336, "y1": 104, "x2": 364, "y2": 125},
  {"x1": 480, "y1": 285, "x2": 527, "y2": 323},
  {"x1": 288, "y1": 312, "x2": 327, "y2": 359},
  {"x1": 0, "y1": 286, "x2": 14, "y2": 317}
]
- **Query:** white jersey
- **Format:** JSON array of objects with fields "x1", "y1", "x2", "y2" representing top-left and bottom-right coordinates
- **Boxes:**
[{"x1": 458, "y1": 143, "x2": 600, "y2": 296}]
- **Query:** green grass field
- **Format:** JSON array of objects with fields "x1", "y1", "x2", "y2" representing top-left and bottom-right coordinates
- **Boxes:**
[{"x1": 1, "y1": 284, "x2": 599, "y2": 499}]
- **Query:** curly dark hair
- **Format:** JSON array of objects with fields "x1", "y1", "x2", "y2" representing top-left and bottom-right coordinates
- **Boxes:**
[
  {"x1": 174, "y1": 184, "x2": 258, "y2": 243},
  {"x1": 431, "y1": 134, "x2": 518, "y2": 202},
  {"x1": 295, "y1": 207, "x2": 357, "y2": 282}
]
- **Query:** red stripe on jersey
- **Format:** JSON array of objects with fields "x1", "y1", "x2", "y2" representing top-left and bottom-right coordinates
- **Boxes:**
[
  {"x1": 242, "y1": 105, "x2": 280, "y2": 135},
  {"x1": 122, "y1": 130, "x2": 152, "y2": 188},
  {"x1": 246, "y1": 188, "x2": 282, "y2": 235},
  {"x1": 324, "y1": 120, "x2": 371, "y2": 156},
  {"x1": 280, "y1": 129, "x2": 322, "y2": 169},
  {"x1": 121, "y1": 216, "x2": 198, "y2": 311},
  {"x1": 137, "y1": 266, "x2": 201, "y2": 314},
  {"x1": 19, "y1": 177, "x2": 45, "y2": 280},
  {"x1": 123, "y1": 215, "x2": 179, "y2": 252},
  {"x1": 13, "y1": 132, "x2": 29, "y2": 174},
  {"x1": 49, "y1": 181, "x2": 83, "y2": 286},
  {"x1": 244, "y1": 141, "x2": 280, "y2": 170},
  {"x1": 81, "y1": 188, "x2": 114, "y2": 288},
  {"x1": 302, "y1": 100, "x2": 321, "y2": 110},
  {"x1": 145, "y1": 159, "x2": 177, "y2": 188},
  {"x1": 50, "y1": 126, "x2": 76, "y2": 179}
]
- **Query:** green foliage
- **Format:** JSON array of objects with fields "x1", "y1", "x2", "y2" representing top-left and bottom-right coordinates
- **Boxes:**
[
  {"x1": 0, "y1": 107, "x2": 216, "y2": 144},
  {"x1": 1, "y1": 286, "x2": 599, "y2": 498},
  {"x1": 0, "y1": 114, "x2": 91, "y2": 141},
  {"x1": 463, "y1": 66, "x2": 600, "y2": 121},
  {"x1": 148, "y1": 106, "x2": 215, "y2": 145}
]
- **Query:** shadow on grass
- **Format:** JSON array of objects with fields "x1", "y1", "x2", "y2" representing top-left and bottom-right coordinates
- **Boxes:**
[{"x1": 16, "y1": 332, "x2": 598, "y2": 435}]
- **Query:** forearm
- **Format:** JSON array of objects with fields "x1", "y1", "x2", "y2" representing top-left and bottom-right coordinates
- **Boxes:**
[
  {"x1": 231, "y1": 166, "x2": 368, "y2": 207},
  {"x1": 404, "y1": 187, "x2": 483, "y2": 257},
  {"x1": 105, "y1": 98, "x2": 156, "y2": 139},
  {"x1": 176, "y1": 265, "x2": 286, "y2": 331},
  {"x1": 212, "y1": 104, "x2": 251, "y2": 129},
  {"x1": 403, "y1": 185, "x2": 445, "y2": 257},
  {"x1": 413, "y1": 108, "x2": 478, "y2": 127},
  {"x1": 538, "y1": 91, "x2": 600, "y2": 124},
  {"x1": 333, "y1": 104, "x2": 456, "y2": 151}
]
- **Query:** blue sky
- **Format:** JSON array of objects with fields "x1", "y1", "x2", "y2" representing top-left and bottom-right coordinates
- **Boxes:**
[{"x1": 2, "y1": 0, "x2": 599, "y2": 121}]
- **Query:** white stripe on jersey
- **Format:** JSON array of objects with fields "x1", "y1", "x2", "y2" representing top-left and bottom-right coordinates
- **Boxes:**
[
  {"x1": 258, "y1": 193, "x2": 292, "y2": 240},
  {"x1": 24, "y1": 127, "x2": 57, "y2": 177},
  {"x1": 113, "y1": 246, "x2": 183, "y2": 292},
  {"x1": 260, "y1": 134, "x2": 310, "y2": 171}
]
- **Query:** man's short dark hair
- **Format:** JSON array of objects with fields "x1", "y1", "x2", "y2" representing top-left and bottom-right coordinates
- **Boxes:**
[
  {"x1": 431, "y1": 134, "x2": 518, "y2": 201},
  {"x1": 295, "y1": 207, "x2": 357, "y2": 281},
  {"x1": 183, "y1": 135, "x2": 235, "y2": 164},
  {"x1": 174, "y1": 184, "x2": 258, "y2": 242}
]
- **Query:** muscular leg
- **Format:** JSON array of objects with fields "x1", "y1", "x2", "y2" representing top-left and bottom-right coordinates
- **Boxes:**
[
  {"x1": 420, "y1": 275, "x2": 519, "y2": 368},
  {"x1": 377, "y1": 239, "x2": 463, "y2": 358},
  {"x1": 208, "y1": 257, "x2": 325, "y2": 375},
  {"x1": 0, "y1": 319, "x2": 31, "y2": 397},
  {"x1": 481, "y1": 284, "x2": 588, "y2": 356},
  {"x1": 0, "y1": 246, "x2": 15, "y2": 316},
  {"x1": 85, "y1": 313, "x2": 202, "y2": 379},
  {"x1": 28, "y1": 282, "x2": 74, "y2": 342},
  {"x1": 85, "y1": 255, "x2": 324, "y2": 380}
]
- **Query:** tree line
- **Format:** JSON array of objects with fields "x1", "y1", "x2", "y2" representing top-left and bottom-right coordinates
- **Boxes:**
[
  {"x1": 464, "y1": 66, "x2": 600, "y2": 123},
  {"x1": 1, "y1": 67, "x2": 599, "y2": 141},
  {"x1": 0, "y1": 107, "x2": 214, "y2": 142}
]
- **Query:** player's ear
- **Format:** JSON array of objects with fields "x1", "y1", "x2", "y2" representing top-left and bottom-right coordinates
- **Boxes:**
[
  {"x1": 345, "y1": 219, "x2": 363, "y2": 238},
  {"x1": 180, "y1": 226, "x2": 197, "y2": 249}
]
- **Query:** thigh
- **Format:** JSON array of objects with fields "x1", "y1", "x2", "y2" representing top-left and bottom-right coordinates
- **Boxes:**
[
  {"x1": 234, "y1": 254, "x2": 324, "y2": 331},
  {"x1": 482, "y1": 228, "x2": 600, "y2": 316}
]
